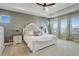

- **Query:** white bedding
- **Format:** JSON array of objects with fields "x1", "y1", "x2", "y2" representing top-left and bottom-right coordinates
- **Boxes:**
[
  {"x1": 23, "y1": 23, "x2": 57, "y2": 52},
  {"x1": 24, "y1": 34, "x2": 57, "y2": 52}
]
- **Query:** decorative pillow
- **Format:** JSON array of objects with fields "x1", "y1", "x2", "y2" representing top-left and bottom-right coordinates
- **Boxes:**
[
  {"x1": 27, "y1": 31, "x2": 34, "y2": 36},
  {"x1": 24, "y1": 30, "x2": 43, "y2": 36},
  {"x1": 41, "y1": 30, "x2": 45, "y2": 34},
  {"x1": 33, "y1": 31, "x2": 43, "y2": 36}
]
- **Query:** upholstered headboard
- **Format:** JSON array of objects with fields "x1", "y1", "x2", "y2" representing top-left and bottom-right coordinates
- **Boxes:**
[{"x1": 23, "y1": 23, "x2": 41, "y2": 35}]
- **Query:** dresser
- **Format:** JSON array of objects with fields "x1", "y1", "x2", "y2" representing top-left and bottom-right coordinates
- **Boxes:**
[{"x1": 0, "y1": 26, "x2": 4, "y2": 55}]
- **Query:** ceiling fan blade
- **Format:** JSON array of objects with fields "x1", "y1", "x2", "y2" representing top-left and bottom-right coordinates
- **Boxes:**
[
  {"x1": 37, "y1": 3, "x2": 56, "y2": 7},
  {"x1": 37, "y1": 3, "x2": 44, "y2": 6},
  {"x1": 47, "y1": 3, "x2": 56, "y2": 6}
]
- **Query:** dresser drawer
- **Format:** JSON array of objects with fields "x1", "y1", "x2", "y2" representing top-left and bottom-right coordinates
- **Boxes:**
[{"x1": 0, "y1": 46, "x2": 4, "y2": 55}]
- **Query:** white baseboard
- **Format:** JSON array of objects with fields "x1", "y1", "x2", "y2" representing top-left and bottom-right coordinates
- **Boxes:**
[{"x1": 4, "y1": 42, "x2": 13, "y2": 46}]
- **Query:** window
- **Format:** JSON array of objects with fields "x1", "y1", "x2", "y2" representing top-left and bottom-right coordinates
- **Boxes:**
[
  {"x1": 0, "y1": 15, "x2": 10, "y2": 23},
  {"x1": 51, "y1": 18, "x2": 58, "y2": 33},
  {"x1": 71, "y1": 15, "x2": 79, "y2": 33},
  {"x1": 60, "y1": 18, "x2": 67, "y2": 33}
]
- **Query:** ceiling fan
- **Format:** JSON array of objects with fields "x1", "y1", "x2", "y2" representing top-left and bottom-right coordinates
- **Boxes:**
[
  {"x1": 37, "y1": 3, "x2": 55, "y2": 7},
  {"x1": 37, "y1": 3, "x2": 56, "y2": 12}
]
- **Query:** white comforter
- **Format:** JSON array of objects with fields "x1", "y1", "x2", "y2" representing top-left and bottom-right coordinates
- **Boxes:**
[
  {"x1": 24, "y1": 34, "x2": 57, "y2": 52},
  {"x1": 23, "y1": 23, "x2": 57, "y2": 52}
]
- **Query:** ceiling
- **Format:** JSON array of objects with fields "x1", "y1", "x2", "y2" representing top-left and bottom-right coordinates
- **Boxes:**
[{"x1": 0, "y1": 3, "x2": 79, "y2": 18}]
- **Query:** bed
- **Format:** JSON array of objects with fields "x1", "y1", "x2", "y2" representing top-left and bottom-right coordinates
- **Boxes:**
[{"x1": 23, "y1": 23, "x2": 57, "y2": 52}]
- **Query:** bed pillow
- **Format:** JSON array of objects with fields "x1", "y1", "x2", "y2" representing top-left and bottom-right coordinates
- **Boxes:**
[
  {"x1": 33, "y1": 31, "x2": 43, "y2": 36},
  {"x1": 27, "y1": 31, "x2": 35, "y2": 36}
]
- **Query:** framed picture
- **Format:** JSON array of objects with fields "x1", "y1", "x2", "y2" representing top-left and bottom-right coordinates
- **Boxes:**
[{"x1": 0, "y1": 15, "x2": 10, "y2": 23}]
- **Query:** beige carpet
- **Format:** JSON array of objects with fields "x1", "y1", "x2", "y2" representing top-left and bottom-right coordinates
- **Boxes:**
[{"x1": 2, "y1": 39, "x2": 79, "y2": 56}]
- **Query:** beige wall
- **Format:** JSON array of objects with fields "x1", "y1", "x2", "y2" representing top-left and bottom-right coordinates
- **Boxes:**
[{"x1": 0, "y1": 9, "x2": 47, "y2": 43}]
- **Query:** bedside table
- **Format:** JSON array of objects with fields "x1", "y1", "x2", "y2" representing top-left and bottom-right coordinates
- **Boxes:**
[{"x1": 13, "y1": 35, "x2": 22, "y2": 45}]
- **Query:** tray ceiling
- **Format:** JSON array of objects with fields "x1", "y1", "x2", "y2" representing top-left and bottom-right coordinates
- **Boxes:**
[{"x1": 0, "y1": 3, "x2": 78, "y2": 18}]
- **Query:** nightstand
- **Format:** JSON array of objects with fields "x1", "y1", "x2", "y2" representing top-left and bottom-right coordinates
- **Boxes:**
[{"x1": 13, "y1": 35, "x2": 22, "y2": 45}]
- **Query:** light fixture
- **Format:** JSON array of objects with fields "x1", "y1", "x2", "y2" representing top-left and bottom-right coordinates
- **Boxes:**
[
  {"x1": 37, "y1": 3, "x2": 55, "y2": 12},
  {"x1": 43, "y1": 7, "x2": 49, "y2": 12}
]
